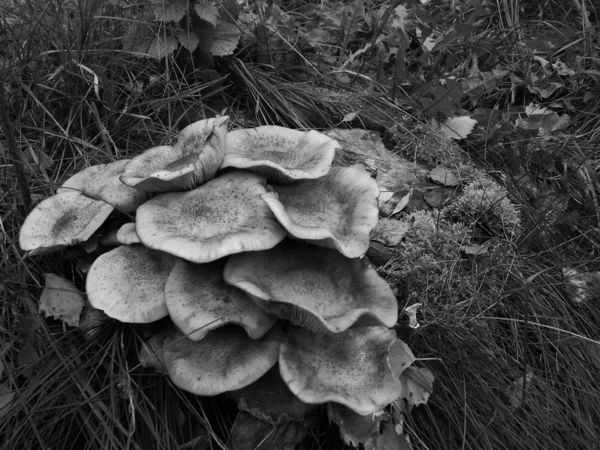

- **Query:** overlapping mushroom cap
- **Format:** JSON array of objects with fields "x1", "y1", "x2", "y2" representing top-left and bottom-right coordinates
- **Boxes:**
[
  {"x1": 120, "y1": 116, "x2": 228, "y2": 192},
  {"x1": 57, "y1": 159, "x2": 149, "y2": 212},
  {"x1": 224, "y1": 240, "x2": 398, "y2": 333},
  {"x1": 221, "y1": 126, "x2": 339, "y2": 183},
  {"x1": 261, "y1": 165, "x2": 379, "y2": 257},
  {"x1": 19, "y1": 192, "x2": 114, "y2": 255},
  {"x1": 136, "y1": 171, "x2": 286, "y2": 263}
]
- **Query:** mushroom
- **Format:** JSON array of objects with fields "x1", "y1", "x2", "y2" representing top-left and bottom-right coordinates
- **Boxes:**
[
  {"x1": 57, "y1": 160, "x2": 148, "y2": 212},
  {"x1": 165, "y1": 259, "x2": 276, "y2": 340},
  {"x1": 279, "y1": 326, "x2": 403, "y2": 415},
  {"x1": 120, "y1": 116, "x2": 228, "y2": 192},
  {"x1": 19, "y1": 192, "x2": 114, "y2": 255},
  {"x1": 223, "y1": 241, "x2": 398, "y2": 334},
  {"x1": 136, "y1": 171, "x2": 286, "y2": 263},
  {"x1": 116, "y1": 222, "x2": 140, "y2": 244},
  {"x1": 86, "y1": 245, "x2": 177, "y2": 323},
  {"x1": 220, "y1": 126, "x2": 339, "y2": 184},
  {"x1": 163, "y1": 325, "x2": 284, "y2": 396},
  {"x1": 261, "y1": 166, "x2": 379, "y2": 258}
]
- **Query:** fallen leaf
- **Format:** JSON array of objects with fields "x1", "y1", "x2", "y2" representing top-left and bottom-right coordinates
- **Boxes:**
[
  {"x1": 328, "y1": 403, "x2": 389, "y2": 448},
  {"x1": 379, "y1": 190, "x2": 395, "y2": 203},
  {"x1": 342, "y1": 111, "x2": 360, "y2": 122},
  {"x1": 440, "y1": 116, "x2": 477, "y2": 140},
  {"x1": 428, "y1": 166, "x2": 460, "y2": 186},
  {"x1": 0, "y1": 383, "x2": 15, "y2": 420},
  {"x1": 397, "y1": 366, "x2": 434, "y2": 408},
  {"x1": 563, "y1": 267, "x2": 600, "y2": 304},
  {"x1": 388, "y1": 339, "x2": 416, "y2": 377},
  {"x1": 462, "y1": 244, "x2": 489, "y2": 256},
  {"x1": 404, "y1": 303, "x2": 421, "y2": 329},
  {"x1": 371, "y1": 219, "x2": 412, "y2": 246},
  {"x1": 552, "y1": 59, "x2": 576, "y2": 76},
  {"x1": 39, "y1": 274, "x2": 85, "y2": 327},
  {"x1": 506, "y1": 370, "x2": 533, "y2": 408},
  {"x1": 423, "y1": 190, "x2": 444, "y2": 208},
  {"x1": 390, "y1": 192, "x2": 411, "y2": 216}
]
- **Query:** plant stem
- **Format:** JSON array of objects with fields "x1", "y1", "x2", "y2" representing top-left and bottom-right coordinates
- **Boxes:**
[{"x1": 0, "y1": 77, "x2": 31, "y2": 216}]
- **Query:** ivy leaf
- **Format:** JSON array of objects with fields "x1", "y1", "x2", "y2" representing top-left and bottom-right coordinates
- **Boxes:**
[
  {"x1": 39, "y1": 274, "x2": 85, "y2": 327},
  {"x1": 212, "y1": 21, "x2": 240, "y2": 56},
  {"x1": 194, "y1": 0, "x2": 219, "y2": 27}
]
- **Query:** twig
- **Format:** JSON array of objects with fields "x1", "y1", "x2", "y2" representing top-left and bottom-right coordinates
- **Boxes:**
[{"x1": 0, "y1": 77, "x2": 31, "y2": 215}]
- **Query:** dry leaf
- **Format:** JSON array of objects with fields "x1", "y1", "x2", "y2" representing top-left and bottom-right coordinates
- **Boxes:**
[
  {"x1": 379, "y1": 190, "x2": 395, "y2": 203},
  {"x1": 390, "y1": 192, "x2": 411, "y2": 215},
  {"x1": 404, "y1": 303, "x2": 421, "y2": 329},
  {"x1": 371, "y1": 218, "x2": 412, "y2": 246},
  {"x1": 397, "y1": 366, "x2": 434, "y2": 407},
  {"x1": 428, "y1": 166, "x2": 460, "y2": 186},
  {"x1": 440, "y1": 116, "x2": 477, "y2": 140},
  {"x1": 506, "y1": 371, "x2": 533, "y2": 408},
  {"x1": 342, "y1": 111, "x2": 360, "y2": 122},
  {"x1": 39, "y1": 273, "x2": 85, "y2": 327},
  {"x1": 462, "y1": 244, "x2": 489, "y2": 256}
]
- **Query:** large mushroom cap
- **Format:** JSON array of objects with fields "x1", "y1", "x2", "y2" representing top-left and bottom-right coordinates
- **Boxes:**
[
  {"x1": 19, "y1": 192, "x2": 114, "y2": 255},
  {"x1": 120, "y1": 116, "x2": 228, "y2": 192},
  {"x1": 279, "y1": 326, "x2": 404, "y2": 416},
  {"x1": 136, "y1": 171, "x2": 286, "y2": 263},
  {"x1": 221, "y1": 126, "x2": 339, "y2": 184},
  {"x1": 223, "y1": 241, "x2": 398, "y2": 333},
  {"x1": 57, "y1": 160, "x2": 149, "y2": 212},
  {"x1": 163, "y1": 325, "x2": 284, "y2": 396},
  {"x1": 261, "y1": 166, "x2": 379, "y2": 258},
  {"x1": 86, "y1": 245, "x2": 177, "y2": 323},
  {"x1": 165, "y1": 259, "x2": 276, "y2": 340}
]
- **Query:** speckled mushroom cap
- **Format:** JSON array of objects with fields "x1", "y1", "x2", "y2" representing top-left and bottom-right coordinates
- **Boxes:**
[
  {"x1": 220, "y1": 126, "x2": 339, "y2": 184},
  {"x1": 165, "y1": 259, "x2": 276, "y2": 340},
  {"x1": 116, "y1": 222, "x2": 140, "y2": 244},
  {"x1": 261, "y1": 166, "x2": 379, "y2": 258},
  {"x1": 135, "y1": 171, "x2": 286, "y2": 263},
  {"x1": 120, "y1": 116, "x2": 228, "y2": 192},
  {"x1": 223, "y1": 241, "x2": 398, "y2": 334},
  {"x1": 57, "y1": 160, "x2": 148, "y2": 212},
  {"x1": 86, "y1": 245, "x2": 177, "y2": 323},
  {"x1": 19, "y1": 192, "x2": 114, "y2": 255},
  {"x1": 163, "y1": 325, "x2": 284, "y2": 396},
  {"x1": 279, "y1": 326, "x2": 403, "y2": 416}
]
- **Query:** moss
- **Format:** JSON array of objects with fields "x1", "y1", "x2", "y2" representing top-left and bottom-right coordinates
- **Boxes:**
[{"x1": 442, "y1": 173, "x2": 521, "y2": 241}]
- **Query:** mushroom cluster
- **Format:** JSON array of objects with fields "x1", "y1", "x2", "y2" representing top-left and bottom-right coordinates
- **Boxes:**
[{"x1": 20, "y1": 117, "x2": 429, "y2": 443}]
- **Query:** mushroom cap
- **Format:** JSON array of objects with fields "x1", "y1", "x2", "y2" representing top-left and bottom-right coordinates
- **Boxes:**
[
  {"x1": 223, "y1": 241, "x2": 398, "y2": 333},
  {"x1": 261, "y1": 166, "x2": 379, "y2": 258},
  {"x1": 163, "y1": 325, "x2": 284, "y2": 396},
  {"x1": 116, "y1": 222, "x2": 140, "y2": 244},
  {"x1": 279, "y1": 326, "x2": 403, "y2": 415},
  {"x1": 221, "y1": 126, "x2": 339, "y2": 184},
  {"x1": 136, "y1": 171, "x2": 286, "y2": 263},
  {"x1": 165, "y1": 259, "x2": 276, "y2": 340},
  {"x1": 19, "y1": 192, "x2": 114, "y2": 255},
  {"x1": 120, "y1": 116, "x2": 228, "y2": 192},
  {"x1": 86, "y1": 245, "x2": 177, "y2": 323},
  {"x1": 57, "y1": 160, "x2": 149, "y2": 212}
]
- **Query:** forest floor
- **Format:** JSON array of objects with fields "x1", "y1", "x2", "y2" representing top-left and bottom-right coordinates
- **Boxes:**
[{"x1": 1, "y1": 0, "x2": 600, "y2": 449}]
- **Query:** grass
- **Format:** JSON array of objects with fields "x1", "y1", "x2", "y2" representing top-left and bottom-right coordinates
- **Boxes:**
[{"x1": 1, "y1": 0, "x2": 599, "y2": 448}]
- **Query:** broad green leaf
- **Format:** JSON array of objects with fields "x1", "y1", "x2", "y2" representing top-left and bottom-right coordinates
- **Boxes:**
[
  {"x1": 146, "y1": 35, "x2": 179, "y2": 59},
  {"x1": 194, "y1": 0, "x2": 219, "y2": 27},
  {"x1": 212, "y1": 21, "x2": 240, "y2": 56},
  {"x1": 154, "y1": 0, "x2": 187, "y2": 22},
  {"x1": 177, "y1": 29, "x2": 200, "y2": 52},
  {"x1": 440, "y1": 116, "x2": 478, "y2": 140}
]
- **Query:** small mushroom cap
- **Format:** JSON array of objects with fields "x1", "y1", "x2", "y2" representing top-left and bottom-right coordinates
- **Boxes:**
[
  {"x1": 163, "y1": 325, "x2": 284, "y2": 396},
  {"x1": 86, "y1": 245, "x2": 177, "y2": 323},
  {"x1": 120, "y1": 117, "x2": 228, "y2": 192},
  {"x1": 136, "y1": 171, "x2": 286, "y2": 263},
  {"x1": 57, "y1": 160, "x2": 149, "y2": 212},
  {"x1": 19, "y1": 192, "x2": 114, "y2": 255},
  {"x1": 116, "y1": 222, "x2": 140, "y2": 244},
  {"x1": 223, "y1": 241, "x2": 398, "y2": 333},
  {"x1": 279, "y1": 326, "x2": 403, "y2": 415},
  {"x1": 261, "y1": 166, "x2": 379, "y2": 258},
  {"x1": 165, "y1": 259, "x2": 276, "y2": 340},
  {"x1": 221, "y1": 126, "x2": 339, "y2": 184}
]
